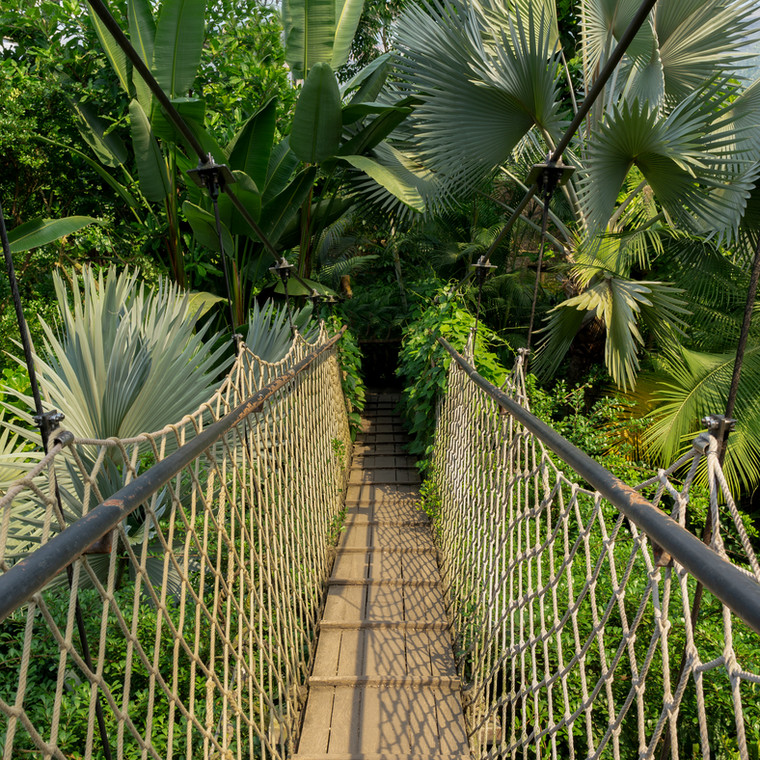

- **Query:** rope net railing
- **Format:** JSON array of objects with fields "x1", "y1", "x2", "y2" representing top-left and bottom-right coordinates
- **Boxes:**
[
  {"x1": 432, "y1": 337, "x2": 760, "y2": 760},
  {"x1": 0, "y1": 326, "x2": 351, "y2": 760}
]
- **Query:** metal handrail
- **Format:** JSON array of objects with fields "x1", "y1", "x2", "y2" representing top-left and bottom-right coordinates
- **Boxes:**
[
  {"x1": 438, "y1": 336, "x2": 760, "y2": 634},
  {"x1": 0, "y1": 329, "x2": 345, "y2": 622}
]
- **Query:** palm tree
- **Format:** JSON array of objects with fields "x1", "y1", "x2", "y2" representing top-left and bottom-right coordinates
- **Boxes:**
[{"x1": 388, "y1": 0, "x2": 760, "y2": 391}]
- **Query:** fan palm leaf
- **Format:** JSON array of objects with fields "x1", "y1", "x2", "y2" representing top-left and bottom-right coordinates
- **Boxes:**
[
  {"x1": 642, "y1": 344, "x2": 760, "y2": 495},
  {"x1": 394, "y1": 0, "x2": 564, "y2": 202},
  {"x1": 15, "y1": 268, "x2": 231, "y2": 441}
]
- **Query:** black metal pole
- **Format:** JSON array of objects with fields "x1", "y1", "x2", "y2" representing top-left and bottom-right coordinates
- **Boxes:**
[{"x1": 0, "y1": 201, "x2": 114, "y2": 760}]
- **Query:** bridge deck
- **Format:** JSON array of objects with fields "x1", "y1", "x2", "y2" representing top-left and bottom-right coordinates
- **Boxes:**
[{"x1": 295, "y1": 393, "x2": 469, "y2": 759}]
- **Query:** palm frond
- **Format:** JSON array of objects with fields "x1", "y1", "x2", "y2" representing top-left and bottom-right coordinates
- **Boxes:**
[
  {"x1": 641, "y1": 343, "x2": 760, "y2": 496},
  {"x1": 6, "y1": 268, "x2": 230, "y2": 442},
  {"x1": 578, "y1": 84, "x2": 760, "y2": 243},
  {"x1": 244, "y1": 299, "x2": 318, "y2": 363},
  {"x1": 393, "y1": 0, "x2": 564, "y2": 207},
  {"x1": 536, "y1": 274, "x2": 687, "y2": 389},
  {"x1": 654, "y1": 0, "x2": 760, "y2": 99}
]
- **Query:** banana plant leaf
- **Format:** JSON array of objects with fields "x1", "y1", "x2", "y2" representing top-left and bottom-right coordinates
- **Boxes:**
[
  {"x1": 152, "y1": 0, "x2": 206, "y2": 97},
  {"x1": 7, "y1": 217, "x2": 102, "y2": 253},
  {"x1": 290, "y1": 63, "x2": 342, "y2": 163}
]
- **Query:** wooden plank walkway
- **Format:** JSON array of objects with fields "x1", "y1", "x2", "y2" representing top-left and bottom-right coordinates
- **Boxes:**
[{"x1": 294, "y1": 392, "x2": 470, "y2": 759}]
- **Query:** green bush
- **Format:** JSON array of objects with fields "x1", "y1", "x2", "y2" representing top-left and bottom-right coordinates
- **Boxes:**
[
  {"x1": 326, "y1": 314, "x2": 366, "y2": 438},
  {"x1": 396, "y1": 286, "x2": 509, "y2": 469}
]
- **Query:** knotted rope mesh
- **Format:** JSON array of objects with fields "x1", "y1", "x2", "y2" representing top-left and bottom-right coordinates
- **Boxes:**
[
  {"x1": 0, "y1": 326, "x2": 351, "y2": 759},
  {"x1": 433, "y1": 344, "x2": 760, "y2": 760}
]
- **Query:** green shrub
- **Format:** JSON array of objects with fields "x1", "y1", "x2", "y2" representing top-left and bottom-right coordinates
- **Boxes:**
[{"x1": 396, "y1": 286, "x2": 509, "y2": 469}]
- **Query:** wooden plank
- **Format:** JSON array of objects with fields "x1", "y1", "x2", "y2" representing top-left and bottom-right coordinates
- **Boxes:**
[
  {"x1": 358, "y1": 686, "x2": 411, "y2": 754},
  {"x1": 406, "y1": 687, "x2": 440, "y2": 753},
  {"x1": 312, "y1": 629, "x2": 342, "y2": 677},
  {"x1": 428, "y1": 630, "x2": 457, "y2": 678},
  {"x1": 297, "y1": 686, "x2": 334, "y2": 754},
  {"x1": 403, "y1": 584, "x2": 446, "y2": 622},
  {"x1": 366, "y1": 583, "x2": 404, "y2": 621},
  {"x1": 368, "y1": 551, "x2": 403, "y2": 580},
  {"x1": 405, "y1": 629, "x2": 432, "y2": 677},
  {"x1": 374, "y1": 524, "x2": 434, "y2": 551},
  {"x1": 363, "y1": 628, "x2": 406, "y2": 678},
  {"x1": 401, "y1": 552, "x2": 439, "y2": 582},
  {"x1": 339, "y1": 522, "x2": 373, "y2": 549},
  {"x1": 433, "y1": 689, "x2": 470, "y2": 752},
  {"x1": 337, "y1": 629, "x2": 365, "y2": 678},
  {"x1": 331, "y1": 551, "x2": 369, "y2": 580},
  {"x1": 326, "y1": 686, "x2": 363, "y2": 753},
  {"x1": 323, "y1": 585, "x2": 367, "y2": 624}
]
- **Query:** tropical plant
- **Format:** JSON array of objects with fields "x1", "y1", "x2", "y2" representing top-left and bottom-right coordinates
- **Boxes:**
[
  {"x1": 1, "y1": 266, "x2": 229, "y2": 584},
  {"x1": 396, "y1": 285, "x2": 509, "y2": 466},
  {"x1": 244, "y1": 298, "x2": 319, "y2": 362},
  {"x1": 4, "y1": 266, "x2": 229, "y2": 442},
  {"x1": 391, "y1": 0, "x2": 760, "y2": 390}
]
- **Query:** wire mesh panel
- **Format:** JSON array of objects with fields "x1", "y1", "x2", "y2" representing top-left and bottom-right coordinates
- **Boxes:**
[
  {"x1": 432, "y1": 343, "x2": 760, "y2": 760},
  {"x1": 0, "y1": 329, "x2": 351, "y2": 760}
]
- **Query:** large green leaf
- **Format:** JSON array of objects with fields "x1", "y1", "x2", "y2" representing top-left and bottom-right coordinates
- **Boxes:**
[
  {"x1": 341, "y1": 155, "x2": 425, "y2": 213},
  {"x1": 129, "y1": 99, "x2": 171, "y2": 202},
  {"x1": 227, "y1": 98, "x2": 277, "y2": 190},
  {"x1": 87, "y1": 2, "x2": 131, "y2": 93},
  {"x1": 7, "y1": 217, "x2": 101, "y2": 253},
  {"x1": 331, "y1": 0, "x2": 364, "y2": 69},
  {"x1": 260, "y1": 167, "x2": 317, "y2": 245},
  {"x1": 282, "y1": 0, "x2": 335, "y2": 78},
  {"x1": 182, "y1": 201, "x2": 234, "y2": 253},
  {"x1": 187, "y1": 290, "x2": 225, "y2": 317},
  {"x1": 337, "y1": 100, "x2": 414, "y2": 156},
  {"x1": 218, "y1": 171, "x2": 262, "y2": 234},
  {"x1": 128, "y1": 0, "x2": 156, "y2": 111},
  {"x1": 263, "y1": 139, "x2": 299, "y2": 204},
  {"x1": 290, "y1": 63, "x2": 342, "y2": 163},
  {"x1": 152, "y1": 0, "x2": 206, "y2": 97},
  {"x1": 343, "y1": 53, "x2": 393, "y2": 102},
  {"x1": 70, "y1": 101, "x2": 127, "y2": 167},
  {"x1": 150, "y1": 97, "x2": 206, "y2": 143},
  {"x1": 276, "y1": 196, "x2": 354, "y2": 250},
  {"x1": 274, "y1": 276, "x2": 337, "y2": 297}
]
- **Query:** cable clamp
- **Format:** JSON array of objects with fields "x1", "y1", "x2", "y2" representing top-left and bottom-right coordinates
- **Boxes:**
[
  {"x1": 525, "y1": 160, "x2": 575, "y2": 195},
  {"x1": 187, "y1": 154, "x2": 236, "y2": 198},
  {"x1": 269, "y1": 258, "x2": 294, "y2": 284},
  {"x1": 33, "y1": 409, "x2": 64, "y2": 434},
  {"x1": 471, "y1": 255, "x2": 497, "y2": 287}
]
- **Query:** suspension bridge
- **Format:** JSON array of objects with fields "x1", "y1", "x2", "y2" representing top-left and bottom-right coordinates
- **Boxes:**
[{"x1": 1, "y1": 324, "x2": 759, "y2": 760}]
